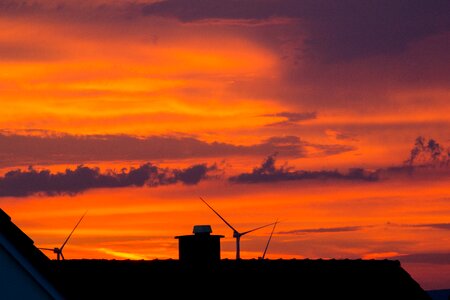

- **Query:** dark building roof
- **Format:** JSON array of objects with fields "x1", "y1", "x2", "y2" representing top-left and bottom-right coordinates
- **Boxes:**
[
  {"x1": 0, "y1": 208, "x2": 432, "y2": 300},
  {"x1": 52, "y1": 258, "x2": 431, "y2": 300},
  {"x1": 0, "y1": 209, "x2": 54, "y2": 278},
  {"x1": 0, "y1": 209, "x2": 63, "y2": 299}
]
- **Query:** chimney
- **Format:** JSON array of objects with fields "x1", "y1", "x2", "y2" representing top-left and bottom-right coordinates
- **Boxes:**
[{"x1": 175, "y1": 225, "x2": 224, "y2": 266}]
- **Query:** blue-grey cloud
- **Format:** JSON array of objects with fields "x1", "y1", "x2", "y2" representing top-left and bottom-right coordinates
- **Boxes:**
[{"x1": 0, "y1": 163, "x2": 217, "y2": 197}]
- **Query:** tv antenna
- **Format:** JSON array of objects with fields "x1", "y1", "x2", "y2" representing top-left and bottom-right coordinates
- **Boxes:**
[
  {"x1": 39, "y1": 211, "x2": 87, "y2": 261},
  {"x1": 259, "y1": 219, "x2": 278, "y2": 260},
  {"x1": 200, "y1": 197, "x2": 276, "y2": 260}
]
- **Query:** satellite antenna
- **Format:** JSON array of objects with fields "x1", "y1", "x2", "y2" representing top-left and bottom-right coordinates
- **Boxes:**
[
  {"x1": 200, "y1": 197, "x2": 276, "y2": 260},
  {"x1": 39, "y1": 211, "x2": 87, "y2": 261},
  {"x1": 259, "y1": 219, "x2": 278, "y2": 260}
]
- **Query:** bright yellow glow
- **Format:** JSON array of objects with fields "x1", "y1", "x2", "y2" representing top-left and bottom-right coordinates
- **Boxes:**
[{"x1": 96, "y1": 248, "x2": 149, "y2": 260}]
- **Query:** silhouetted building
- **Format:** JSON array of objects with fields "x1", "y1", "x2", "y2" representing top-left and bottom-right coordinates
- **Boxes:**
[
  {"x1": 51, "y1": 259, "x2": 432, "y2": 300},
  {"x1": 0, "y1": 208, "x2": 433, "y2": 300},
  {"x1": 0, "y1": 209, "x2": 63, "y2": 300},
  {"x1": 175, "y1": 225, "x2": 224, "y2": 265}
]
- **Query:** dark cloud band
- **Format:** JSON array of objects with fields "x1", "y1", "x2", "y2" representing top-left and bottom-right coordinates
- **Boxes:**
[
  {"x1": 229, "y1": 153, "x2": 378, "y2": 184},
  {"x1": 0, "y1": 163, "x2": 216, "y2": 197},
  {"x1": 279, "y1": 226, "x2": 367, "y2": 235},
  {"x1": 0, "y1": 132, "x2": 356, "y2": 167},
  {"x1": 230, "y1": 137, "x2": 450, "y2": 184}
]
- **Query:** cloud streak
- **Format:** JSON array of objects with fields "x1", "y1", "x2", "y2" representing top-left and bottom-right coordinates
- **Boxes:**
[
  {"x1": 0, "y1": 132, "x2": 356, "y2": 167},
  {"x1": 265, "y1": 111, "x2": 317, "y2": 127},
  {"x1": 278, "y1": 226, "x2": 367, "y2": 235},
  {"x1": 0, "y1": 163, "x2": 217, "y2": 197},
  {"x1": 388, "y1": 222, "x2": 450, "y2": 231}
]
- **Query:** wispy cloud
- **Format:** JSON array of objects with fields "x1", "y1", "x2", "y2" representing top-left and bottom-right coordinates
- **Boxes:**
[
  {"x1": 325, "y1": 130, "x2": 358, "y2": 142},
  {"x1": 388, "y1": 222, "x2": 450, "y2": 231},
  {"x1": 264, "y1": 111, "x2": 317, "y2": 127},
  {"x1": 404, "y1": 136, "x2": 450, "y2": 167},
  {"x1": 380, "y1": 137, "x2": 450, "y2": 180},
  {"x1": 278, "y1": 225, "x2": 369, "y2": 235},
  {"x1": 0, "y1": 131, "x2": 359, "y2": 167},
  {"x1": 0, "y1": 132, "x2": 304, "y2": 166}
]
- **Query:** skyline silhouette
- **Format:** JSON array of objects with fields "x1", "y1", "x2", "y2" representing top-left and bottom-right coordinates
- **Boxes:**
[{"x1": 0, "y1": 0, "x2": 449, "y2": 293}]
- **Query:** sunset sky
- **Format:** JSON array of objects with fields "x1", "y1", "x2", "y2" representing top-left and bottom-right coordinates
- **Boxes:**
[{"x1": 0, "y1": 0, "x2": 449, "y2": 290}]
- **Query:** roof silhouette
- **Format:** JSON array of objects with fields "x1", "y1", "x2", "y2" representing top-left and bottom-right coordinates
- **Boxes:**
[
  {"x1": 0, "y1": 208, "x2": 432, "y2": 300},
  {"x1": 51, "y1": 259, "x2": 431, "y2": 300},
  {"x1": 0, "y1": 209, "x2": 64, "y2": 299}
]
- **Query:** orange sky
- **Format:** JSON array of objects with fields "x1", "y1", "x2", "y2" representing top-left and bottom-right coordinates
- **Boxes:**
[{"x1": 0, "y1": 0, "x2": 449, "y2": 291}]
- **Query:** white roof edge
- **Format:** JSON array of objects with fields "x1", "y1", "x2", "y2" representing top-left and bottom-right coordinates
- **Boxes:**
[{"x1": 0, "y1": 234, "x2": 65, "y2": 300}]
